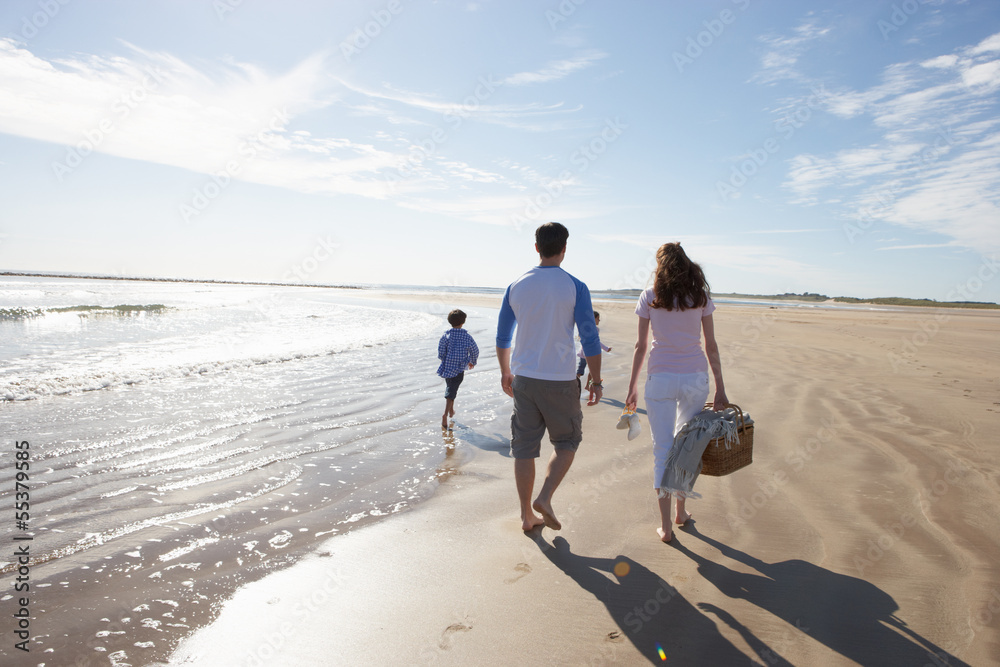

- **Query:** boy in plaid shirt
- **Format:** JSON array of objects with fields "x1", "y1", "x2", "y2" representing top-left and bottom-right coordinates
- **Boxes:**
[{"x1": 437, "y1": 309, "x2": 479, "y2": 429}]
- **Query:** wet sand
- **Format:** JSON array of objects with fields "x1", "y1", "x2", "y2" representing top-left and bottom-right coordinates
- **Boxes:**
[{"x1": 165, "y1": 295, "x2": 1000, "y2": 665}]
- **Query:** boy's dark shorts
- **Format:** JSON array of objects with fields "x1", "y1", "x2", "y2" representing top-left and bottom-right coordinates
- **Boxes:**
[
  {"x1": 510, "y1": 375, "x2": 583, "y2": 459},
  {"x1": 444, "y1": 372, "x2": 464, "y2": 400}
]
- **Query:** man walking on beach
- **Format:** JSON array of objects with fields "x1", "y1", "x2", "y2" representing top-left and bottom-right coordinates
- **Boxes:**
[{"x1": 496, "y1": 222, "x2": 603, "y2": 531}]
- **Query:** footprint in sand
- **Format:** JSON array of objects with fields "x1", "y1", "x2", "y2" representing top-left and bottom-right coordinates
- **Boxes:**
[
  {"x1": 504, "y1": 562, "x2": 531, "y2": 584},
  {"x1": 438, "y1": 622, "x2": 472, "y2": 650}
]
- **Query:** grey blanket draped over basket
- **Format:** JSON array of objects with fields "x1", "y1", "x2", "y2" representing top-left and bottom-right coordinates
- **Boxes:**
[{"x1": 659, "y1": 405, "x2": 754, "y2": 498}]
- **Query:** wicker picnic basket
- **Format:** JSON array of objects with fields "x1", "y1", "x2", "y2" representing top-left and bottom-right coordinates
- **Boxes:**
[{"x1": 700, "y1": 403, "x2": 754, "y2": 477}]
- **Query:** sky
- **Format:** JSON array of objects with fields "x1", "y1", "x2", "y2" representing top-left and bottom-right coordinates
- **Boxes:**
[{"x1": 1, "y1": 0, "x2": 999, "y2": 302}]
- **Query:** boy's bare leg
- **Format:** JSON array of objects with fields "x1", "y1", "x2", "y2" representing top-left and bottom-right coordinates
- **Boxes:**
[
  {"x1": 515, "y1": 458, "x2": 545, "y2": 531},
  {"x1": 532, "y1": 449, "x2": 575, "y2": 530},
  {"x1": 656, "y1": 490, "x2": 673, "y2": 542},
  {"x1": 442, "y1": 399, "x2": 454, "y2": 429},
  {"x1": 675, "y1": 496, "x2": 692, "y2": 525}
]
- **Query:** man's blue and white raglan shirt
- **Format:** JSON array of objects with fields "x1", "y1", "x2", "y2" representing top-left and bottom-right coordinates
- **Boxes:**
[{"x1": 495, "y1": 265, "x2": 602, "y2": 381}]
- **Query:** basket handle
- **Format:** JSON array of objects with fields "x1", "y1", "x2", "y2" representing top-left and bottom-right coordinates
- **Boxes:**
[{"x1": 703, "y1": 402, "x2": 745, "y2": 430}]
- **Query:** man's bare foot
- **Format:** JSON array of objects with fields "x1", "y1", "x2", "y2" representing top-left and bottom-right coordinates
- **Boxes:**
[
  {"x1": 657, "y1": 526, "x2": 672, "y2": 543},
  {"x1": 675, "y1": 510, "x2": 692, "y2": 526},
  {"x1": 441, "y1": 415, "x2": 448, "y2": 429},
  {"x1": 532, "y1": 499, "x2": 561, "y2": 530},
  {"x1": 449, "y1": 407, "x2": 456, "y2": 418},
  {"x1": 522, "y1": 514, "x2": 546, "y2": 532}
]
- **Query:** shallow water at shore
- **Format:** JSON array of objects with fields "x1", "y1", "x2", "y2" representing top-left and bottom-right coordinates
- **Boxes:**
[{"x1": 0, "y1": 278, "x2": 505, "y2": 665}]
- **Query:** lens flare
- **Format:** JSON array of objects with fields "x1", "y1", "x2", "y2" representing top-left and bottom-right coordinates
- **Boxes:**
[{"x1": 656, "y1": 643, "x2": 666, "y2": 660}]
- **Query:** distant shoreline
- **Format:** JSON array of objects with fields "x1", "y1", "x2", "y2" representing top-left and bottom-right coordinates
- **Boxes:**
[
  {"x1": 3, "y1": 271, "x2": 996, "y2": 309},
  {"x1": 0, "y1": 270, "x2": 362, "y2": 291},
  {"x1": 602, "y1": 289, "x2": 999, "y2": 310},
  {"x1": 712, "y1": 291, "x2": 1000, "y2": 309}
]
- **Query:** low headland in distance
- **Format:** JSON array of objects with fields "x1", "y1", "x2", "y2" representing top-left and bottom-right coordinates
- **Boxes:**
[
  {"x1": 3, "y1": 271, "x2": 997, "y2": 309},
  {"x1": 714, "y1": 291, "x2": 1000, "y2": 309}
]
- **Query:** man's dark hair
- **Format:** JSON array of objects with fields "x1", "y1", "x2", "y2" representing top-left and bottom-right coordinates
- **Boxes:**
[
  {"x1": 535, "y1": 222, "x2": 569, "y2": 258},
  {"x1": 447, "y1": 309, "x2": 467, "y2": 327}
]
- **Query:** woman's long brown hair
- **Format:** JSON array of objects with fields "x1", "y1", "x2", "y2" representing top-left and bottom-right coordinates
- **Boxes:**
[{"x1": 650, "y1": 242, "x2": 710, "y2": 311}]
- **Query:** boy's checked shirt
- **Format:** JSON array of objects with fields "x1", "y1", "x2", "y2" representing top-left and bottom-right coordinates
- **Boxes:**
[{"x1": 437, "y1": 328, "x2": 479, "y2": 378}]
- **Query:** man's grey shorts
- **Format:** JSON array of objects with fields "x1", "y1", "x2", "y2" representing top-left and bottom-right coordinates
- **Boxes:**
[{"x1": 510, "y1": 375, "x2": 583, "y2": 459}]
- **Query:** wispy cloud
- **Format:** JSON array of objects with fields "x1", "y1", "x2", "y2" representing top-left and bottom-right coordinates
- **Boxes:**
[
  {"x1": 333, "y1": 76, "x2": 585, "y2": 131},
  {"x1": 751, "y1": 19, "x2": 832, "y2": 85},
  {"x1": 502, "y1": 51, "x2": 607, "y2": 86},
  {"x1": 876, "y1": 243, "x2": 957, "y2": 250},
  {"x1": 774, "y1": 31, "x2": 1000, "y2": 253},
  {"x1": 744, "y1": 228, "x2": 827, "y2": 234},
  {"x1": 0, "y1": 39, "x2": 607, "y2": 223}
]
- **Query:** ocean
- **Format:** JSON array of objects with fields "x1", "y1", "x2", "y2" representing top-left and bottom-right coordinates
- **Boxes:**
[{"x1": 0, "y1": 276, "x2": 508, "y2": 665}]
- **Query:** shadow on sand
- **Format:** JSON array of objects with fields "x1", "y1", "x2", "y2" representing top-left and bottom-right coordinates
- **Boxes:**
[
  {"x1": 671, "y1": 525, "x2": 969, "y2": 667},
  {"x1": 530, "y1": 528, "x2": 968, "y2": 666},
  {"x1": 529, "y1": 533, "x2": 784, "y2": 665},
  {"x1": 446, "y1": 423, "x2": 511, "y2": 457},
  {"x1": 598, "y1": 396, "x2": 648, "y2": 415}
]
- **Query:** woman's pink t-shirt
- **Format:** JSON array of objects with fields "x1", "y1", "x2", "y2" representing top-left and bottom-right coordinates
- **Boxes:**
[{"x1": 635, "y1": 287, "x2": 715, "y2": 374}]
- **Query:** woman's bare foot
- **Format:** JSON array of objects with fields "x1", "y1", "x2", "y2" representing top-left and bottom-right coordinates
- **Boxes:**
[
  {"x1": 521, "y1": 514, "x2": 546, "y2": 532},
  {"x1": 657, "y1": 526, "x2": 672, "y2": 543},
  {"x1": 532, "y1": 499, "x2": 561, "y2": 530},
  {"x1": 675, "y1": 510, "x2": 692, "y2": 526}
]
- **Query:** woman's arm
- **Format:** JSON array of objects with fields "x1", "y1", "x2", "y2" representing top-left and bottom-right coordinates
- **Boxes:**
[
  {"x1": 625, "y1": 316, "x2": 650, "y2": 410},
  {"x1": 702, "y1": 314, "x2": 729, "y2": 410}
]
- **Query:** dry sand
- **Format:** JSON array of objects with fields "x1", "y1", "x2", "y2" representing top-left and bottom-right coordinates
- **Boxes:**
[{"x1": 170, "y1": 296, "x2": 1000, "y2": 666}]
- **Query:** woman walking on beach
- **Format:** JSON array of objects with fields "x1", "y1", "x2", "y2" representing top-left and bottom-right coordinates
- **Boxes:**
[{"x1": 625, "y1": 242, "x2": 728, "y2": 543}]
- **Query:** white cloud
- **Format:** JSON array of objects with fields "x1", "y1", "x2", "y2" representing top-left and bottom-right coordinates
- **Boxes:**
[
  {"x1": 961, "y1": 60, "x2": 1000, "y2": 90},
  {"x1": 333, "y1": 76, "x2": 586, "y2": 132},
  {"x1": 922, "y1": 54, "x2": 959, "y2": 69},
  {"x1": 502, "y1": 52, "x2": 607, "y2": 86},
  {"x1": 0, "y1": 39, "x2": 610, "y2": 225},
  {"x1": 752, "y1": 19, "x2": 832, "y2": 85},
  {"x1": 877, "y1": 243, "x2": 956, "y2": 250},
  {"x1": 968, "y1": 31, "x2": 1000, "y2": 55},
  {"x1": 772, "y1": 33, "x2": 1000, "y2": 254}
]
